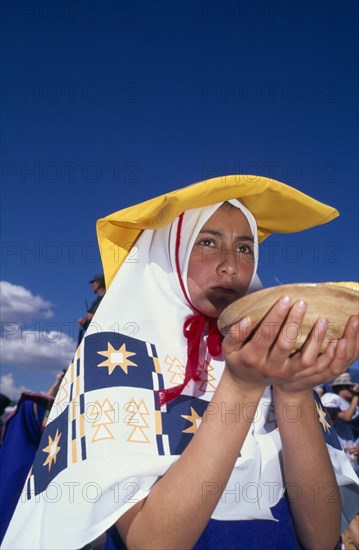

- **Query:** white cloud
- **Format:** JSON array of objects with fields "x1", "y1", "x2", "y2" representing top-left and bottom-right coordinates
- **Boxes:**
[
  {"x1": 1, "y1": 281, "x2": 75, "y2": 373},
  {"x1": 0, "y1": 280, "x2": 54, "y2": 322},
  {"x1": 2, "y1": 329, "x2": 75, "y2": 372},
  {"x1": 0, "y1": 372, "x2": 29, "y2": 401}
]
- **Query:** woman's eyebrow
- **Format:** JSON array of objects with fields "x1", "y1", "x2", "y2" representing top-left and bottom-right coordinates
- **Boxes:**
[{"x1": 199, "y1": 229, "x2": 254, "y2": 242}]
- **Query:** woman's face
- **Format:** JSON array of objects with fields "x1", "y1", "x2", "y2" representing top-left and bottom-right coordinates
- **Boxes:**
[{"x1": 187, "y1": 204, "x2": 255, "y2": 318}]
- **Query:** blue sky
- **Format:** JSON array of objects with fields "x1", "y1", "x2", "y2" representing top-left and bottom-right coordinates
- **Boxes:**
[{"x1": 1, "y1": 0, "x2": 358, "y2": 398}]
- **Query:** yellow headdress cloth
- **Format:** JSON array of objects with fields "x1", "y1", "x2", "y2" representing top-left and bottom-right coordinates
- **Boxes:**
[{"x1": 97, "y1": 175, "x2": 339, "y2": 288}]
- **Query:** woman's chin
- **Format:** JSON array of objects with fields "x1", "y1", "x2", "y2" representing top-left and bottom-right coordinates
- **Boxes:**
[
  {"x1": 210, "y1": 297, "x2": 241, "y2": 318},
  {"x1": 192, "y1": 294, "x2": 242, "y2": 319}
]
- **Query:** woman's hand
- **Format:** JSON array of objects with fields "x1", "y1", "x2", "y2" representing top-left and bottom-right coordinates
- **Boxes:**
[{"x1": 222, "y1": 295, "x2": 359, "y2": 393}]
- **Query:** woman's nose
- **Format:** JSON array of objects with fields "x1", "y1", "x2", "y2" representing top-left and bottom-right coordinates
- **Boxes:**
[{"x1": 217, "y1": 249, "x2": 238, "y2": 275}]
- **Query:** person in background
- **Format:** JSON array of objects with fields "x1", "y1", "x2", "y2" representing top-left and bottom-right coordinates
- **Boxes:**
[
  {"x1": 321, "y1": 392, "x2": 359, "y2": 550},
  {"x1": 321, "y1": 392, "x2": 359, "y2": 474},
  {"x1": 78, "y1": 273, "x2": 106, "y2": 344},
  {"x1": 0, "y1": 394, "x2": 11, "y2": 434},
  {"x1": 331, "y1": 372, "x2": 359, "y2": 440},
  {"x1": 0, "y1": 371, "x2": 65, "y2": 543}
]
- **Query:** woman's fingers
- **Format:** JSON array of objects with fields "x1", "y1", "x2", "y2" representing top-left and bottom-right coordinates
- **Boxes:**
[
  {"x1": 321, "y1": 337, "x2": 353, "y2": 378},
  {"x1": 246, "y1": 296, "x2": 293, "y2": 354},
  {"x1": 312, "y1": 315, "x2": 359, "y2": 378},
  {"x1": 298, "y1": 317, "x2": 329, "y2": 367},
  {"x1": 224, "y1": 304, "x2": 359, "y2": 391},
  {"x1": 268, "y1": 300, "x2": 307, "y2": 363},
  {"x1": 224, "y1": 295, "x2": 293, "y2": 353},
  {"x1": 341, "y1": 315, "x2": 359, "y2": 361},
  {"x1": 285, "y1": 340, "x2": 338, "y2": 382},
  {"x1": 223, "y1": 315, "x2": 253, "y2": 351}
]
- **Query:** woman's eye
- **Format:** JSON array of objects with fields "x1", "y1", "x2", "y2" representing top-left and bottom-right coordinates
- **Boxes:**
[
  {"x1": 237, "y1": 245, "x2": 253, "y2": 255},
  {"x1": 199, "y1": 238, "x2": 215, "y2": 247}
]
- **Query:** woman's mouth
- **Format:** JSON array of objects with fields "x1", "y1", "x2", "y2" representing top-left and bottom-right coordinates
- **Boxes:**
[{"x1": 212, "y1": 286, "x2": 237, "y2": 295}]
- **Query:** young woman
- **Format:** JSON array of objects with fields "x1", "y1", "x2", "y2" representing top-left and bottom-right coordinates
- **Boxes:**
[{"x1": 3, "y1": 176, "x2": 358, "y2": 550}]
